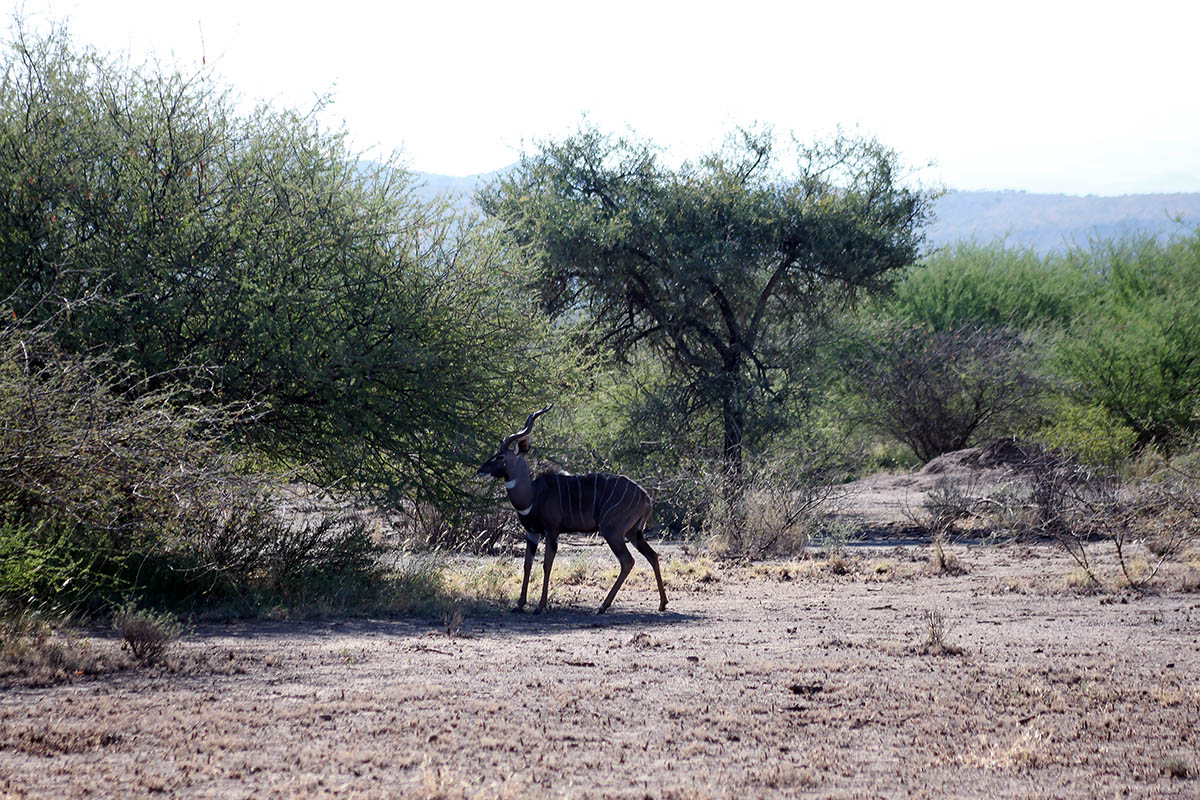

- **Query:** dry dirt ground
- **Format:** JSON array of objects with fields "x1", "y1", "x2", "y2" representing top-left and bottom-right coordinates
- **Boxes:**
[{"x1": 3, "y1": 464, "x2": 1199, "y2": 798}]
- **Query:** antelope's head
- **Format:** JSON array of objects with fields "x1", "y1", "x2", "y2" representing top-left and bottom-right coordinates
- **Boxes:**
[{"x1": 476, "y1": 405, "x2": 553, "y2": 480}]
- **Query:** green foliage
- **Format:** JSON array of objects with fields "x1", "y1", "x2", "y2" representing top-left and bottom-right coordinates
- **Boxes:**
[
  {"x1": 1035, "y1": 401, "x2": 1138, "y2": 468},
  {"x1": 885, "y1": 239, "x2": 1098, "y2": 331},
  {"x1": 0, "y1": 21, "x2": 557, "y2": 510},
  {"x1": 0, "y1": 512, "x2": 127, "y2": 615},
  {"x1": 480, "y1": 124, "x2": 937, "y2": 473},
  {"x1": 1054, "y1": 233, "x2": 1200, "y2": 451},
  {"x1": 875, "y1": 232, "x2": 1200, "y2": 458}
]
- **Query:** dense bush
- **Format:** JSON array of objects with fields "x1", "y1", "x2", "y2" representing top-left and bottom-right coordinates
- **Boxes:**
[
  {"x1": 0, "y1": 22, "x2": 558, "y2": 513},
  {"x1": 1053, "y1": 234, "x2": 1200, "y2": 452},
  {"x1": 884, "y1": 240, "x2": 1097, "y2": 331},
  {"x1": 0, "y1": 320, "x2": 382, "y2": 614},
  {"x1": 1034, "y1": 401, "x2": 1138, "y2": 467},
  {"x1": 866, "y1": 232, "x2": 1200, "y2": 461}
]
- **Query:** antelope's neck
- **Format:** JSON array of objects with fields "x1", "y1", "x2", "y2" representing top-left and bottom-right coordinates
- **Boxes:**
[{"x1": 505, "y1": 459, "x2": 535, "y2": 515}]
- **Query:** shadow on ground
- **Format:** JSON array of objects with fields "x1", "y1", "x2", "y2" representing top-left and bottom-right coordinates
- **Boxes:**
[{"x1": 179, "y1": 606, "x2": 702, "y2": 643}]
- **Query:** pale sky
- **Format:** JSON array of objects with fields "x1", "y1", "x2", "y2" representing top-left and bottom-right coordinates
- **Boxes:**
[{"x1": 16, "y1": 0, "x2": 1200, "y2": 195}]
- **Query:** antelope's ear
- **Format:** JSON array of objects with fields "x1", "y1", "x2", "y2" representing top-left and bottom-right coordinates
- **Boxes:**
[{"x1": 516, "y1": 435, "x2": 531, "y2": 454}]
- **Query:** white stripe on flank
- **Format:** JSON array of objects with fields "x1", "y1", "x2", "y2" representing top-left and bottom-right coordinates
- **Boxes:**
[
  {"x1": 611, "y1": 481, "x2": 629, "y2": 515},
  {"x1": 601, "y1": 475, "x2": 616, "y2": 511}
]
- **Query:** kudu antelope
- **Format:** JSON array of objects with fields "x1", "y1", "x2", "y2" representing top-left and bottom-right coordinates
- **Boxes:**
[{"x1": 477, "y1": 406, "x2": 668, "y2": 614}]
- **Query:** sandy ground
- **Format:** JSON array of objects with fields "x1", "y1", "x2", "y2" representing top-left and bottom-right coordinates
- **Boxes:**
[{"x1": 2, "y1": 540, "x2": 1199, "y2": 799}]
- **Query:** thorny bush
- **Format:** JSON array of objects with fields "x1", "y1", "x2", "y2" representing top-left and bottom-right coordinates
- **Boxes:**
[
  {"x1": 998, "y1": 442, "x2": 1199, "y2": 590},
  {"x1": 0, "y1": 320, "x2": 381, "y2": 615},
  {"x1": 844, "y1": 322, "x2": 1045, "y2": 463}
]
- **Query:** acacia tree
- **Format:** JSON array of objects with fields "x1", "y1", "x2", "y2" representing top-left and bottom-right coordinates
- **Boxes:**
[{"x1": 479, "y1": 125, "x2": 936, "y2": 476}]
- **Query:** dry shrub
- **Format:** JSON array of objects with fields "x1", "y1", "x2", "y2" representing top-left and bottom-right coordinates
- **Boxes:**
[
  {"x1": 827, "y1": 553, "x2": 851, "y2": 575},
  {"x1": 903, "y1": 477, "x2": 993, "y2": 574},
  {"x1": 844, "y1": 322, "x2": 1045, "y2": 463},
  {"x1": 1004, "y1": 442, "x2": 1200, "y2": 591},
  {"x1": 0, "y1": 605, "x2": 119, "y2": 686},
  {"x1": 1160, "y1": 754, "x2": 1195, "y2": 780},
  {"x1": 396, "y1": 502, "x2": 521, "y2": 554},
  {"x1": 695, "y1": 449, "x2": 851, "y2": 559},
  {"x1": 113, "y1": 604, "x2": 182, "y2": 665}
]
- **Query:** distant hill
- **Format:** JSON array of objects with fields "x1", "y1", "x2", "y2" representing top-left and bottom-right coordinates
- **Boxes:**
[
  {"x1": 412, "y1": 169, "x2": 505, "y2": 202},
  {"x1": 411, "y1": 168, "x2": 1200, "y2": 254},
  {"x1": 928, "y1": 190, "x2": 1200, "y2": 253}
]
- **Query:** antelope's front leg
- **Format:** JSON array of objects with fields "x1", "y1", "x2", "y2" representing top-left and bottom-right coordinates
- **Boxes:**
[
  {"x1": 514, "y1": 534, "x2": 538, "y2": 613},
  {"x1": 536, "y1": 532, "x2": 558, "y2": 614}
]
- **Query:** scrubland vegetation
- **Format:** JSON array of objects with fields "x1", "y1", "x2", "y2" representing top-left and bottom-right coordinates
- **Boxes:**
[
  {"x1": 1, "y1": 17, "x2": 1197, "y2": 657},
  {"x1": 2, "y1": 17, "x2": 1199, "y2": 800}
]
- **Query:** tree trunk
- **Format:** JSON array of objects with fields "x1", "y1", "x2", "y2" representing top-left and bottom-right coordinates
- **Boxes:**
[
  {"x1": 721, "y1": 389, "x2": 748, "y2": 551},
  {"x1": 722, "y1": 396, "x2": 745, "y2": 484}
]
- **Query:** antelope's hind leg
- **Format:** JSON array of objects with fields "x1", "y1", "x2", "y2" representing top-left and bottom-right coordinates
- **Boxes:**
[
  {"x1": 631, "y1": 528, "x2": 668, "y2": 611},
  {"x1": 598, "y1": 528, "x2": 635, "y2": 614}
]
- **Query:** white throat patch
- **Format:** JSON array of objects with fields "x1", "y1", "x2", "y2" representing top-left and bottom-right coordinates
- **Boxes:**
[
  {"x1": 504, "y1": 479, "x2": 518, "y2": 489},
  {"x1": 516, "y1": 504, "x2": 533, "y2": 516}
]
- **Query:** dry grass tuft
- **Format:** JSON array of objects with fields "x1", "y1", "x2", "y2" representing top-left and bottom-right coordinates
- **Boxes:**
[
  {"x1": 927, "y1": 539, "x2": 968, "y2": 575},
  {"x1": 1063, "y1": 567, "x2": 1103, "y2": 593},
  {"x1": 964, "y1": 726, "x2": 1054, "y2": 773},
  {"x1": 669, "y1": 556, "x2": 721, "y2": 584},
  {"x1": 2, "y1": 724, "x2": 125, "y2": 756},
  {"x1": 418, "y1": 761, "x2": 529, "y2": 799},
  {"x1": 1, "y1": 609, "x2": 120, "y2": 686},
  {"x1": 911, "y1": 609, "x2": 965, "y2": 656},
  {"x1": 822, "y1": 554, "x2": 845, "y2": 575},
  {"x1": 441, "y1": 607, "x2": 465, "y2": 637},
  {"x1": 557, "y1": 553, "x2": 593, "y2": 585},
  {"x1": 747, "y1": 561, "x2": 815, "y2": 582},
  {"x1": 624, "y1": 631, "x2": 663, "y2": 649}
]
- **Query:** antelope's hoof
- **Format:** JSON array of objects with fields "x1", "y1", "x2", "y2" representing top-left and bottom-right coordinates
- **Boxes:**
[
  {"x1": 510, "y1": 605, "x2": 525, "y2": 614},
  {"x1": 596, "y1": 606, "x2": 608, "y2": 615},
  {"x1": 659, "y1": 601, "x2": 668, "y2": 612},
  {"x1": 533, "y1": 606, "x2": 545, "y2": 615}
]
